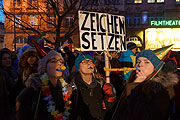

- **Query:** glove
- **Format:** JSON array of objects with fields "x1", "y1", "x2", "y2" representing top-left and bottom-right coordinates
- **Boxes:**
[{"x1": 103, "y1": 83, "x2": 116, "y2": 102}]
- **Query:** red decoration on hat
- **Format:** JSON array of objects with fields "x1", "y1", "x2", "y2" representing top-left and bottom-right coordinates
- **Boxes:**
[{"x1": 29, "y1": 40, "x2": 50, "y2": 58}]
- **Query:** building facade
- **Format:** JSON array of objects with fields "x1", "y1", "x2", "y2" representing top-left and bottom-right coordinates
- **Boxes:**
[
  {"x1": 124, "y1": 0, "x2": 180, "y2": 50},
  {"x1": 0, "y1": 22, "x2": 4, "y2": 49},
  {"x1": 4, "y1": 0, "x2": 125, "y2": 50},
  {"x1": 4, "y1": 0, "x2": 75, "y2": 50}
]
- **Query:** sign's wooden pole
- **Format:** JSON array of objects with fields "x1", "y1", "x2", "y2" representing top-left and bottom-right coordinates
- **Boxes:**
[{"x1": 105, "y1": 52, "x2": 110, "y2": 83}]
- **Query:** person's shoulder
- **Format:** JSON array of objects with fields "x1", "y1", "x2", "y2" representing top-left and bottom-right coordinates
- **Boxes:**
[{"x1": 16, "y1": 87, "x2": 37, "y2": 103}]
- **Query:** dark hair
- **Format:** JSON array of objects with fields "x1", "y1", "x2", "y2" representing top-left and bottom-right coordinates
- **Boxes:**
[{"x1": 0, "y1": 50, "x2": 12, "y2": 68}]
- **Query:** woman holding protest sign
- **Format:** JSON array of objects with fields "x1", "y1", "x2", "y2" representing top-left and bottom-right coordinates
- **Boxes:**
[
  {"x1": 69, "y1": 53, "x2": 116, "y2": 120},
  {"x1": 112, "y1": 50, "x2": 178, "y2": 120}
]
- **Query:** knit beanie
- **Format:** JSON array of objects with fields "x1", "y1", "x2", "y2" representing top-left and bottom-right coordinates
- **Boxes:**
[
  {"x1": 127, "y1": 42, "x2": 137, "y2": 50},
  {"x1": 38, "y1": 50, "x2": 64, "y2": 75},
  {"x1": 136, "y1": 50, "x2": 164, "y2": 73},
  {"x1": 74, "y1": 54, "x2": 95, "y2": 72}
]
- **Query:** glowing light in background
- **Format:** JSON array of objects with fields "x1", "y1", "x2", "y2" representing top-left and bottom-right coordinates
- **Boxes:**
[{"x1": 145, "y1": 28, "x2": 180, "y2": 50}]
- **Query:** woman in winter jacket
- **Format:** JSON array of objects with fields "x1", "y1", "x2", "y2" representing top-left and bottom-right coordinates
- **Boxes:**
[
  {"x1": 69, "y1": 54, "x2": 116, "y2": 120},
  {"x1": 112, "y1": 50, "x2": 178, "y2": 120},
  {"x1": 16, "y1": 50, "x2": 72, "y2": 120}
]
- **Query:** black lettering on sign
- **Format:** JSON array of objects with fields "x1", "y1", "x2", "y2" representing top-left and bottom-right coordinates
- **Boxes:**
[
  {"x1": 90, "y1": 13, "x2": 96, "y2": 31},
  {"x1": 81, "y1": 32, "x2": 90, "y2": 49},
  {"x1": 100, "y1": 14, "x2": 106, "y2": 32},
  {"x1": 98, "y1": 33, "x2": 106, "y2": 50},
  {"x1": 114, "y1": 35, "x2": 120, "y2": 50},
  {"x1": 119, "y1": 17, "x2": 126, "y2": 34},
  {"x1": 81, "y1": 12, "x2": 90, "y2": 31},
  {"x1": 114, "y1": 16, "x2": 119, "y2": 34},
  {"x1": 119, "y1": 36, "x2": 126, "y2": 50},
  {"x1": 108, "y1": 33, "x2": 114, "y2": 50},
  {"x1": 107, "y1": 15, "x2": 114, "y2": 33},
  {"x1": 91, "y1": 32, "x2": 97, "y2": 50},
  {"x1": 96, "y1": 13, "x2": 99, "y2": 32}
]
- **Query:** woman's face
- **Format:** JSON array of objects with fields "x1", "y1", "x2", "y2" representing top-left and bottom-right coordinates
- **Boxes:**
[
  {"x1": 27, "y1": 56, "x2": 37, "y2": 66},
  {"x1": 1, "y1": 53, "x2": 12, "y2": 69},
  {"x1": 46, "y1": 55, "x2": 64, "y2": 78},
  {"x1": 136, "y1": 57, "x2": 154, "y2": 77},
  {"x1": 79, "y1": 59, "x2": 94, "y2": 74}
]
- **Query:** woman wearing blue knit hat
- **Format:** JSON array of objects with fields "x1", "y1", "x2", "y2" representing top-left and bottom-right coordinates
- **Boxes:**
[
  {"x1": 69, "y1": 53, "x2": 116, "y2": 120},
  {"x1": 112, "y1": 49, "x2": 178, "y2": 120}
]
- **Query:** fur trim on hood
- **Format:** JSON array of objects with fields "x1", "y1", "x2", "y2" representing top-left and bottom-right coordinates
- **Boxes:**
[
  {"x1": 25, "y1": 73, "x2": 41, "y2": 91},
  {"x1": 153, "y1": 72, "x2": 178, "y2": 88},
  {"x1": 151, "y1": 72, "x2": 178, "y2": 99}
]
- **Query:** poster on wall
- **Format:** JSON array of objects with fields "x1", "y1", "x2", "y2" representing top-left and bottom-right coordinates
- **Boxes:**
[{"x1": 78, "y1": 10, "x2": 126, "y2": 51}]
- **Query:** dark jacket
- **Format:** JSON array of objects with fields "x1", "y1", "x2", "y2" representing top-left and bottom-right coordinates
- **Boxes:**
[
  {"x1": 112, "y1": 72, "x2": 178, "y2": 120},
  {"x1": 0, "y1": 69, "x2": 8, "y2": 120},
  {"x1": 16, "y1": 73, "x2": 65, "y2": 120},
  {"x1": 69, "y1": 72, "x2": 114, "y2": 120}
]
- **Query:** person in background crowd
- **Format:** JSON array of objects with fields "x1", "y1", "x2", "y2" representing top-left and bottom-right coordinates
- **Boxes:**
[
  {"x1": 0, "y1": 49, "x2": 18, "y2": 120},
  {"x1": 69, "y1": 53, "x2": 116, "y2": 120},
  {"x1": 0, "y1": 68, "x2": 9, "y2": 120},
  {"x1": 112, "y1": 50, "x2": 178, "y2": 120},
  {"x1": 18, "y1": 48, "x2": 39, "y2": 86},
  {"x1": 16, "y1": 50, "x2": 72, "y2": 120},
  {"x1": 118, "y1": 42, "x2": 137, "y2": 81}
]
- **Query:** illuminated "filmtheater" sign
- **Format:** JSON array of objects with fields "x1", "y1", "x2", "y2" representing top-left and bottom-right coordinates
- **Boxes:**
[{"x1": 151, "y1": 20, "x2": 180, "y2": 26}]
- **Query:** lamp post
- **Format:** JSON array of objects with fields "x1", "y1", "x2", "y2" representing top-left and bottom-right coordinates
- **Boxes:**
[{"x1": 13, "y1": 0, "x2": 16, "y2": 51}]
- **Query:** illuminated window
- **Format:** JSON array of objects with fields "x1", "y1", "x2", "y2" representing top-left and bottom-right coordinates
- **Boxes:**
[
  {"x1": 14, "y1": 36, "x2": 27, "y2": 44},
  {"x1": 15, "y1": 15, "x2": 21, "y2": 28},
  {"x1": 29, "y1": 0, "x2": 37, "y2": 6},
  {"x1": 125, "y1": 15, "x2": 132, "y2": 26},
  {"x1": 148, "y1": 15, "x2": 154, "y2": 23},
  {"x1": 157, "y1": 0, "x2": 164, "y2": 3},
  {"x1": 134, "y1": 0, "x2": 142, "y2": 3},
  {"x1": 176, "y1": 0, "x2": 180, "y2": 1},
  {"x1": 142, "y1": 12, "x2": 148, "y2": 24},
  {"x1": 134, "y1": 15, "x2": 140, "y2": 25},
  {"x1": 14, "y1": 0, "x2": 20, "y2": 7},
  {"x1": 48, "y1": 15, "x2": 56, "y2": 28},
  {"x1": 30, "y1": 15, "x2": 38, "y2": 27},
  {"x1": 65, "y1": 15, "x2": 73, "y2": 26},
  {"x1": 147, "y1": 0, "x2": 155, "y2": 3}
]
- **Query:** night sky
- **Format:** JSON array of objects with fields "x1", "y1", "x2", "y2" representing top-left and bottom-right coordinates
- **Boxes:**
[{"x1": 0, "y1": 0, "x2": 4, "y2": 23}]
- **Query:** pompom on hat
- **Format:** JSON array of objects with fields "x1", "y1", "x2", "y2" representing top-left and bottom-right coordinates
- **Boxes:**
[
  {"x1": 136, "y1": 50, "x2": 164, "y2": 74},
  {"x1": 74, "y1": 53, "x2": 95, "y2": 72}
]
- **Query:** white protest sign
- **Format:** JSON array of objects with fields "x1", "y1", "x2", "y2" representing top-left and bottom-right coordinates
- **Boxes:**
[{"x1": 79, "y1": 10, "x2": 127, "y2": 51}]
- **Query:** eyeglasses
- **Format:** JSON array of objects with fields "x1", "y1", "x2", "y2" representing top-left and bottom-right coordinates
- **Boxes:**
[
  {"x1": 48, "y1": 58, "x2": 64, "y2": 64},
  {"x1": 81, "y1": 59, "x2": 93, "y2": 64}
]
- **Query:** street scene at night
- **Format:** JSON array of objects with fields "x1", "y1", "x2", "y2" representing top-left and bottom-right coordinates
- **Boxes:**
[{"x1": 0, "y1": 0, "x2": 180, "y2": 120}]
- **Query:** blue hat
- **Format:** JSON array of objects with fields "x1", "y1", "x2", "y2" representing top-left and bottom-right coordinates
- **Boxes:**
[
  {"x1": 74, "y1": 54, "x2": 95, "y2": 72},
  {"x1": 136, "y1": 50, "x2": 164, "y2": 73},
  {"x1": 127, "y1": 42, "x2": 137, "y2": 50}
]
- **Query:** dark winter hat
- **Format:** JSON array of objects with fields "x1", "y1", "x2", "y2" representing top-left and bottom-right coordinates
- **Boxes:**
[
  {"x1": 74, "y1": 54, "x2": 95, "y2": 72},
  {"x1": 127, "y1": 42, "x2": 137, "y2": 50},
  {"x1": 136, "y1": 50, "x2": 164, "y2": 72}
]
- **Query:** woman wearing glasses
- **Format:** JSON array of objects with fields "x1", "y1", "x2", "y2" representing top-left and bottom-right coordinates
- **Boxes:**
[
  {"x1": 16, "y1": 50, "x2": 72, "y2": 120},
  {"x1": 69, "y1": 53, "x2": 116, "y2": 120}
]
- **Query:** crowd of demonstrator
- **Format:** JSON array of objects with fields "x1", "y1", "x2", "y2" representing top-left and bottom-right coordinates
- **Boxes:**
[{"x1": 0, "y1": 42, "x2": 180, "y2": 120}]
